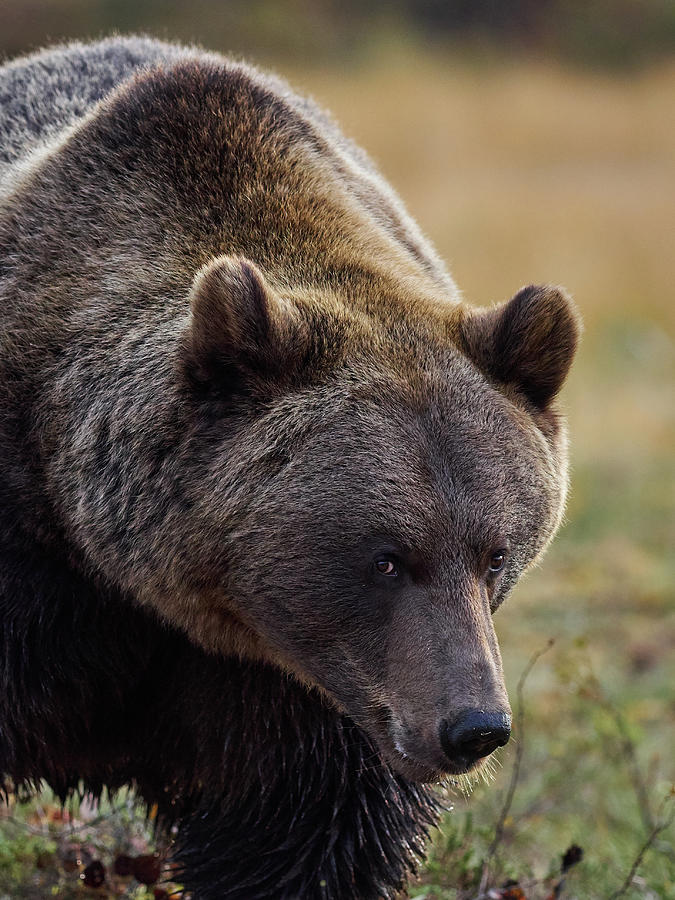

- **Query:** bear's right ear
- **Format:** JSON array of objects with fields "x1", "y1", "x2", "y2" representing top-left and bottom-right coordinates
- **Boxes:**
[
  {"x1": 459, "y1": 284, "x2": 581, "y2": 409},
  {"x1": 181, "y1": 255, "x2": 308, "y2": 395}
]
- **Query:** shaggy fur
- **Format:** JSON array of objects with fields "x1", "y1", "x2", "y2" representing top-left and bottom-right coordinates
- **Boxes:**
[{"x1": 0, "y1": 37, "x2": 580, "y2": 898}]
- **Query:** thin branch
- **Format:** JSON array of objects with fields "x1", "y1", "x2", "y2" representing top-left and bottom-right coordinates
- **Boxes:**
[
  {"x1": 1, "y1": 803, "x2": 128, "y2": 837},
  {"x1": 603, "y1": 700, "x2": 655, "y2": 833},
  {"x1": 476, "y1": 638, "x2": 555, "y2": 896},
  {"x1": 575, "y1": 655, "x2": 656, "y2": 836},
  {"x1": 607, "y1": 791, "x2": 675, "y2": 900}
]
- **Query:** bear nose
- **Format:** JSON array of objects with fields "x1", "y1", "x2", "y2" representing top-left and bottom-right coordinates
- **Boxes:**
[{"x1": 440, "y1": 710, "x2": 511, "y2": 769}]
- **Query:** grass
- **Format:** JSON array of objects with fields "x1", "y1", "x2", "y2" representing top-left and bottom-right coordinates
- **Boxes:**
[{"x1": 1, "y1": 48, "x2": 674, "y2": 898}]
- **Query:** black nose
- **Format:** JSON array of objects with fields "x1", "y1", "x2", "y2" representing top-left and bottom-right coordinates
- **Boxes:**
[{"x1": 440, "y1": 709, "x2": 511, "y2": 769}]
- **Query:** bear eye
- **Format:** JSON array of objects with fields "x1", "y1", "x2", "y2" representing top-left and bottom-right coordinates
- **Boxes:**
[
  {"x1": 374, "y1": 556, "x2": 398, "y2": 577},
  {"x1": 488, "y1": 550, "x2": 508, "y2": 574}
]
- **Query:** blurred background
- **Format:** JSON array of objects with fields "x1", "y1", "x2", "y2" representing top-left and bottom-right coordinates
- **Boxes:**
[{"x1": 0, "y1": 2, "x2": 673, "y2": 898}]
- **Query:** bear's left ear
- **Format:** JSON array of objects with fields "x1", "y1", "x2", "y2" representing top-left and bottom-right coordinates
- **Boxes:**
[{"x1": 459, "y1": 285, "x2": 581, "y2": 409}]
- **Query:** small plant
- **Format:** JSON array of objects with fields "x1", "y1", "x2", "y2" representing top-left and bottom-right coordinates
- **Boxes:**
[{"x1": 0, "y1": 791, "x2": 182, "y2": 898}]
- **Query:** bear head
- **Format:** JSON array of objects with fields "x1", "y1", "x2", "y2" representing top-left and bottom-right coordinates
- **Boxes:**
[{"x1": 175, "y1": 255, "x2": 581, "y2": 783}]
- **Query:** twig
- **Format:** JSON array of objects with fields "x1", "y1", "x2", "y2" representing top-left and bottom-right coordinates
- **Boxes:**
[
  {"x1": 1, "y1": 803, "x2": 128, "y2": 837},
  {"x1": 607, "y1": 791, "x2": 675, "y2": 900},
  {"x1": 476, "y1": 638, "x2": 555, "y2": 897},
  {"x1": 576, "y1": 656, "x2": 656, "y2": 836},
  {"x1": 607, "y1": 703, "x2": 654, "y2": 833}
]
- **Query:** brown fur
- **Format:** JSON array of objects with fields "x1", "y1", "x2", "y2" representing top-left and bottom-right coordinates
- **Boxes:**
[{"x1": 1, "y1": 38, "x2": 580, "y2": 896}]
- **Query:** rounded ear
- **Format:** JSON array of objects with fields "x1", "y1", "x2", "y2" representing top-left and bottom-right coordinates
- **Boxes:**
[
  {"x1": 459, "y1": 285, "x2": 582, "y2": 409},
  {"x1": 182, "y1": 255, "x2": 307, "y2": 394}
]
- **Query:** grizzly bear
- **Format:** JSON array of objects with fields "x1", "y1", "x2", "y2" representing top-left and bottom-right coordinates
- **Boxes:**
[{"x1": 0, "y1": 37, "x2": 580, "y2": 899}]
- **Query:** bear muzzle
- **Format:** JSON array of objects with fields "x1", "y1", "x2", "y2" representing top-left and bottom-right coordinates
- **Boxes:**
[
  {"x1": 377, "y1": 698, "x2": 512, "y2": 782},
  {"x1": 439, "y1": 708, "x2": 512, "y2": 770}
]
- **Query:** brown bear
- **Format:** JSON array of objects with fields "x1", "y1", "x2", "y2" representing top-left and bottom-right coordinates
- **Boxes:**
[{"x1": 0, "y1": 37, "x2": 580, "y2": 899}]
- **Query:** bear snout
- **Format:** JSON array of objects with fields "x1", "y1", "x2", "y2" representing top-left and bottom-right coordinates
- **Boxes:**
[
  {"x1": 384, "y1": 700, "x2": 511, "y2": 781},
  {"x1": 439, "y1": 709, "x2": 512, "y2": 770}
]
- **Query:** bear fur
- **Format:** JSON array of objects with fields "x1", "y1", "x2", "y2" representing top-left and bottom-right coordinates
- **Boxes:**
[{"x1": 0, "y1": 37, "x2": 580, "y2": 899}]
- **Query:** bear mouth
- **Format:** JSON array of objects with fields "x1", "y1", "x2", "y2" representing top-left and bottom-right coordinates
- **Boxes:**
[
  {"x1": 387, "y1": 745, "x2": 451, "y2": 783},
  {"x1": 384, "y1": 736, "x2": 484, "y2": 783},
  {"x1": 360, "y1": 704, "x2": 484, "y2": 784}
]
